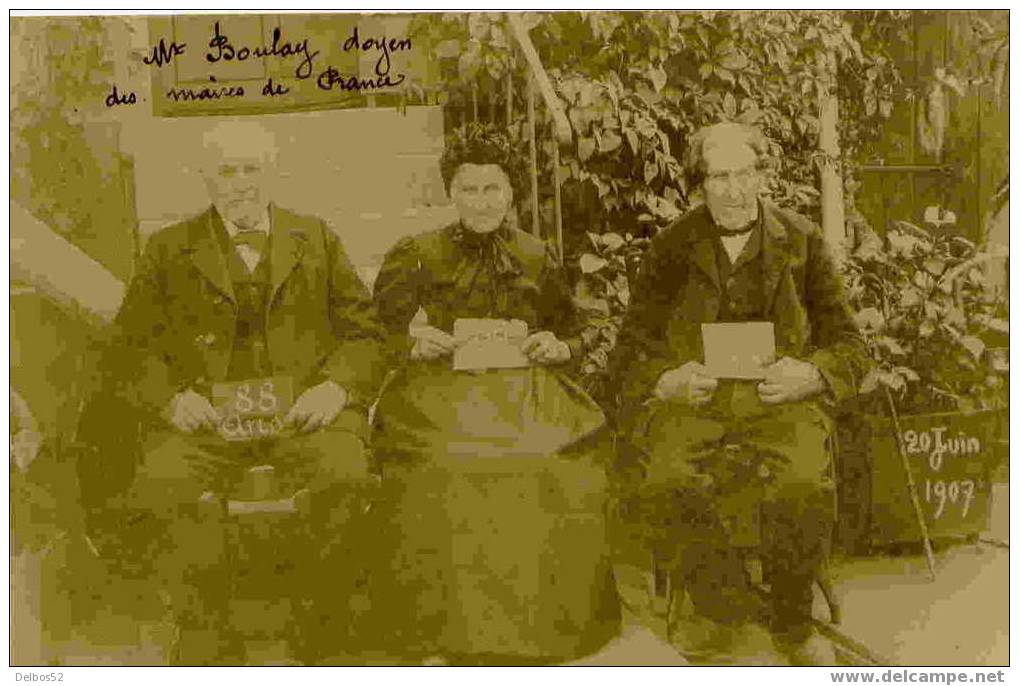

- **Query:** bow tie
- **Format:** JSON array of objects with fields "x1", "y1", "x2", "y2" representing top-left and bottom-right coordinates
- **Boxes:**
[
  {"x1": 453, "y1": 224, "x2": 522, "y2": 278},
  {"x1": 233, "y1": 229, "x2": 268, "y2": 253}
]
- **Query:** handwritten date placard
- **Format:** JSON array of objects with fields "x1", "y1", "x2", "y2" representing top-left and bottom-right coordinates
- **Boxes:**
[
  {"x1": 212, "y1": 375, "x2": 294, "y2": 442},
  {"x1": 869, "y1": 409, "x2": 1005, "y2": 544}
]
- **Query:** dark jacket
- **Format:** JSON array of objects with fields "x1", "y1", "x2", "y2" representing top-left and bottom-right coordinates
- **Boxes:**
[
  {"x1": 372, "y1": 222, "x2": 584, "y2": 364},
  {"x1": 101, "y1": 204, "x2": 384, "y2": 435},
  {"x1": 611, "y1": 201, "x2": 867, "y2": 421}
]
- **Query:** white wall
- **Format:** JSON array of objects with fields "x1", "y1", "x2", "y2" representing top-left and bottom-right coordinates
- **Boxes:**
[{"x1": 119, "y1": 106, "x2": 456, "y2": 286}]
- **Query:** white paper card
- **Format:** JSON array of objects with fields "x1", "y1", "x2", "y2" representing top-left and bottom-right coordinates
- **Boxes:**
[
  {"x1": 453, "y1": 318, "x2": 530, "y2": 371},
  {"x1": 702, "y1": 322, "x2": 776, "y2": 379}
]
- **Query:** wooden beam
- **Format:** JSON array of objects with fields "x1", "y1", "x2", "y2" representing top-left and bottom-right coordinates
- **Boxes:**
[
  {"x1": 506, "y1": 13, "x2": 572, "y2": 145},
  {"x1": 551, "y1": 130, "x2": 564, "y2": 264},
  {"x1": 526, "y1": 73, "x2": 541, "y2": 237},
  {"x1": 818, "y1": 64, "x2": 847, "y2": 257}
]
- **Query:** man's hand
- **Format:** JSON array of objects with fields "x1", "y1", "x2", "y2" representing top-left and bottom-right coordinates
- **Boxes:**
[
  {"x1": 521, "y1": 331, "x2": 571, "y2": 365},
  {"x1": 409, "y1": 325, "x2": 458, "y2": 361},
  {"x1": 166, "y1": 389, "x2": 220, "y2": 434},
  {"x1": 285, "y1": 380, "x2": 349, "y2": 433},
  {"x1": 757, "y1": 356, "x2": 826, "y2": 405},
  {"x1": 654, "y1": 361, "x2": 719, "y2": 406}
]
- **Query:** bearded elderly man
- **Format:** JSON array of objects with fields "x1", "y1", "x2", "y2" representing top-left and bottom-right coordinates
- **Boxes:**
[
  {"x1": 82, "y1": 120, "x2": 384, "y2": 664},
  {"x1": 611, "y1": 122, "x2": 867, "y2": 665}
]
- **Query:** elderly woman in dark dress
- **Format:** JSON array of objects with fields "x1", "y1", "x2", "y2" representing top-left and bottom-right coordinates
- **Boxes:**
[{"x1": 370, "y1": 125, "x2": 620, "y2": 664}]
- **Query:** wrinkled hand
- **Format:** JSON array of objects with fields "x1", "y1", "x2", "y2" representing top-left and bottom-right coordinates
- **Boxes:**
[
  {"x1": 757, "y1": 356, "x2": 825, "y2": 404},
  {"x1": 654, "y1": 361, "x2": 719, "y2": 407},
  {"x1": 166, "y1": 389, "x2": 220, "y2": 434},
  {"x1": 285, "y1": 380, "x2": 349, "y2": 433},
  {"x1": 521, "y1": 331, "x2": 571, "y2": 365},
  {"x1": 409, "y1": 325, "x2": 458, "y2": 361}
]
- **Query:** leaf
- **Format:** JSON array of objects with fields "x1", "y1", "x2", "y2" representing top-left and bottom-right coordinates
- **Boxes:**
[
  {"x1": 923, "y1": 258, "x2": 946, "y2": 276},
  {"x1": 859, "y1": 368, "x2": 881, "y2": 394},
  {"x1": 899, "y1": 287, "x2": 921, "y2": 308},
  {"x1": 599, "y1": 129, "x2": 623, "y2": 153},
  {"x1": 894, "y1": 366, "x2": 921, "y2": 383},
  {"x1": 723, "y1": 92, "x2": 737, "y2": 118},
  {"x1": 877, "y1": 335, "x2": 906, "y2": 356},
  {"x1": 644, "y1": 159, "x2": 659, "y2": 184},
  {"x1": 579, "y1": 253, "x2": 609, "y2": 274},
  {"x1": 601, "y1": 232, "x2": 625, "y2": 251},
  {"x1": 854, "y1": 306, "x2": 885, "y2": 331},
  {"x1": 624, "y1": 128, "x2": 639, "y2": 155},
  {"x1": 649, "y1": 65, "x2": 668, "y2": 93},
  {"x1": 718, "y1": 46, "x2": 749, "y2": 71},
  {"x1": 577, "y1": 136, "x2": 596, "y2": 162},
  {"x1": 959, "y1": 335, "x2": 986, "y2": 360},
  {"x1": 880, "y1": 370, "x2": 906, "y2": 391}
]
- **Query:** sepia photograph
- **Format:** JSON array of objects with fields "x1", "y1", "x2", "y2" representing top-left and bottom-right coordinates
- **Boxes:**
[{"x1": 8, "y1": 8, "x2": 1010, "y2": 672}]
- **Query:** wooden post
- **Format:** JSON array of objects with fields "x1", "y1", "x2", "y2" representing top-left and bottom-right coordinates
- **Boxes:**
[
  {"x1": 526, "y1": 73, "x2": 540, "y2": 237},
  {"x1": 551, "y1": 131, "x2": 564, "y2": 264},
  {"x1": 506, "y1": 71, "x2": 514, "y2": 125},
  {"x1": 818, "y1": 56, "x2": 847, "y2": 257}
]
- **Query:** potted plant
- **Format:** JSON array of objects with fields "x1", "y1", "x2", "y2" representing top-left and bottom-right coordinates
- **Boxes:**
[{"x1": 838, "y1": 214, "x2": 1008, "y2": 552}]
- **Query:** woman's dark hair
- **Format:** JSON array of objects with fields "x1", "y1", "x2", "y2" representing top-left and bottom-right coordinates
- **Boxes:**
[
  {"x1": 440, "y1": 123, "x2": 525, "y2": 199},
  {"x1": 684, "y1": 122, "x2": 772, "y2": 188}
]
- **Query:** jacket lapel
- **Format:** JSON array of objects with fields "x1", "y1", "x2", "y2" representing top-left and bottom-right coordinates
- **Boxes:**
[
  {"x1": 760, "y1": 201, "x2": 793, "y2": 313},
  {"x1": 267, "y1": 204, "x2": 307, "y2": 307},
  {"x1": 690, "y1": 212, "x2": 721, "y2": 292},
  {"x1": 188, "y1": 207, "x2": 235, "y2": 304}
]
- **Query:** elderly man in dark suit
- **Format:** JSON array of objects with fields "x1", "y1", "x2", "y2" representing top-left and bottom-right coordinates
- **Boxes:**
[
  {"x1": 84, "y1": 120, "x2": 384, "y2": 664},
  {"x1": 612, "y1": 122, "x2": 867, "y2": 665}
]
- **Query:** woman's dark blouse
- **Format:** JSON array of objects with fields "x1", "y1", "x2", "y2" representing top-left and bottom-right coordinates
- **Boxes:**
[{"x1": 372, "y1": 222, "x2": 583, "y2": 363}]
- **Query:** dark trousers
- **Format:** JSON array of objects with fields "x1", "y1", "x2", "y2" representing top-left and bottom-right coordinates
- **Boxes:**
[
  {"x1": 634, "y1": 386, "x2": 835, "y2": 640},
  {"x1": 115, "y1": 425, "x2": 373, "y2": 664}
]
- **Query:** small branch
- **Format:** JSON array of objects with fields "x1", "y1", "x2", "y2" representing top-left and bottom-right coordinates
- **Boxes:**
[{"x1": 883, "y1": 386, "x2": 938, "y2": 581}]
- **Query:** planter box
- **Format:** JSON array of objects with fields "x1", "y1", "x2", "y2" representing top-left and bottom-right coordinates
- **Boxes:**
[{"x1": 866, "y1": 409, "x2": 1006, "y2": 545}]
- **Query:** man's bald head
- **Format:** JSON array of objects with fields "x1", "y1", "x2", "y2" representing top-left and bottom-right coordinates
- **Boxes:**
[{"x1": 199, "y1": 120, "x2": 278, "y2": 225}]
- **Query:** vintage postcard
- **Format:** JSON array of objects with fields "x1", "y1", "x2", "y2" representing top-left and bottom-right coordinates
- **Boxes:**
[{"x1": 10, "y1": 9, "x2": 1009, "y2": 675}]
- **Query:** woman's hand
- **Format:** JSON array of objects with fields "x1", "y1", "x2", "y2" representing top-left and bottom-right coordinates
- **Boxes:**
[
  {"x1": 522, "y1": 331, "x2": 571, "y2": 365},
  {"x1": 410, "y1": 325, "x2": 458, "y2": 361}
]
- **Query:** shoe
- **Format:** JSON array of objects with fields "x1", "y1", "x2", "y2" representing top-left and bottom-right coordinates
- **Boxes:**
[{"x1": 777, "y1": 629, "x2": 837, "y2": 666}]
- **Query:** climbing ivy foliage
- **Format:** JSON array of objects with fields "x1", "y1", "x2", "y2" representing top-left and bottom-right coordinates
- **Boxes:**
[{"x1": 410, "y1": 10, "x2": 907, "y2": 397}]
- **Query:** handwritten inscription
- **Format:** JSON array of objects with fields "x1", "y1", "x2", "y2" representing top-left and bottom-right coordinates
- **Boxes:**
[
  {"x1": 143, "y1": 37, "x2": 186, "y2": 67},
  {"x1": 341, "y1": 27, "x2": 412, "y2": 80},
  {"x1": 214, "y1": 377, "x2": 293, "y2": 442},
  {"x1": 901, "y1": 426, "x2": 982, "y2": 471},
  {"x1": 261, "y1": 77, "x2": 289, "y2": 97},
  {"x1": 900, "y1": 424, "x2": 985, "y2": 522},
  {"x1": 924, "y1": 478, "x2": 977, "y2": 520},
  {"x1": 166, "y1": 76, "x2": 245, "y2": 102},
  {"x1": 131, "y1": 20, "x2": 413, "y2": 107},
  {"x1": 206, "y1": 21, "x2": 319, "y2": 80},
  {"x1": 105, "y1": 84, "x2": 137, "y2": 107}
]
